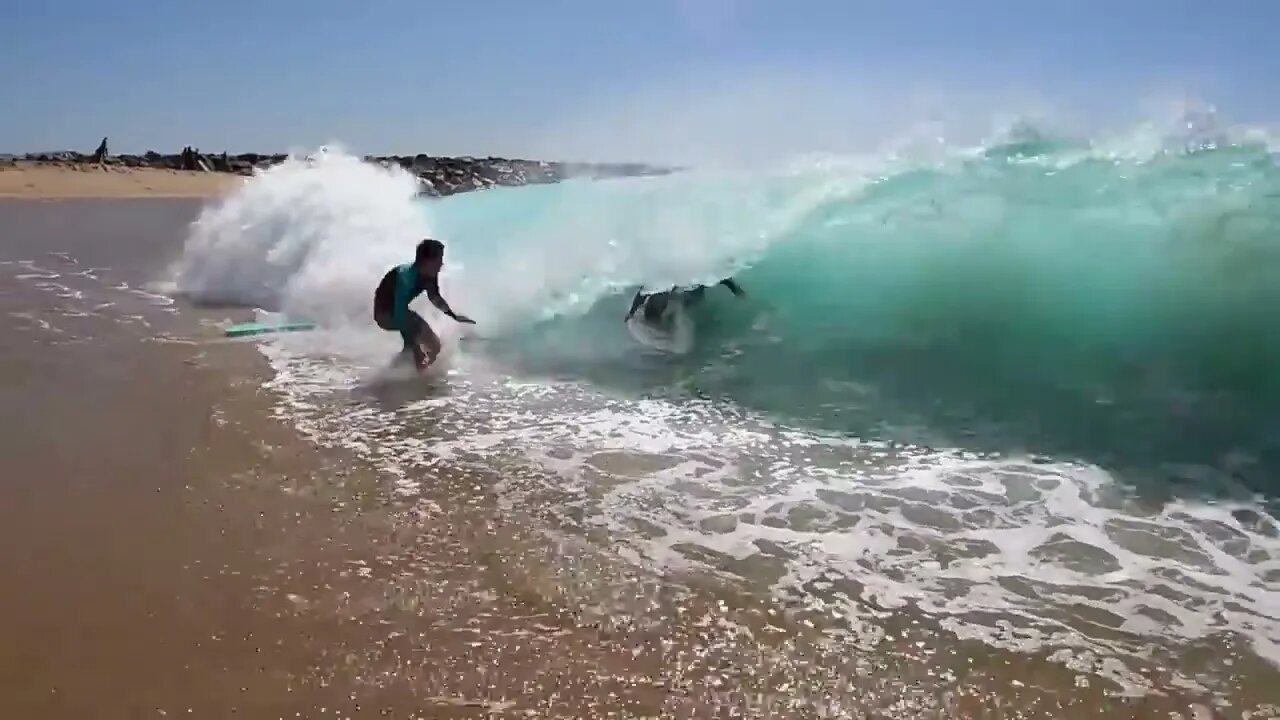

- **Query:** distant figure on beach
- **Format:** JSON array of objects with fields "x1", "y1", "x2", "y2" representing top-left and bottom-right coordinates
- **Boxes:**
[
  {"x1": 91, "y1": 137, "x2": 108, "y2": 164},
  {"x1": 180, "y1": 146, "x2": 209, "y2": 172},
  {"x1": 373, "y1": 238, "x2": 475, "y2": 370},
  {"x1": 625, "y1": 277, "x2": 745, "y2": 325}
]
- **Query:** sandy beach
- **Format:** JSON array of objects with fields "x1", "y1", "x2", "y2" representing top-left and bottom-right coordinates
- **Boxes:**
[
  {"x1": 0, "y1": 199, "x2": 804, "y2": 718},
  {"x1": 2, "y1": 193, "x2": 1277, "y2": 719},
  {"x1": 7, "y1": 1, "x2": 1280, "y2": 715},
  {"x1": 0, "y1": 164, "x2": 242, "y2": 199},
  {"x1": 0, "y1": 199, "x2": 663, "y2": 717}
]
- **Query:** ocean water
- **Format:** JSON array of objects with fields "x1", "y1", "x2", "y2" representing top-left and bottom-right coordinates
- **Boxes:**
[{"x1": 171, "y1": 118, "x2": 1280, "y2": 700}]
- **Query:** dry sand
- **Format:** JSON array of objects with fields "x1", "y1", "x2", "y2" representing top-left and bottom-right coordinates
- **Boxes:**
[{"x1": 0, "y1": 163, "x2": 242, "y2": 198}]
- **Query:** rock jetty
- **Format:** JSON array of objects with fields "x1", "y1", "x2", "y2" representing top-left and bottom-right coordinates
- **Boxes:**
[{"x1": 9, "y1": 144, "x2": 675, "y2": 197}]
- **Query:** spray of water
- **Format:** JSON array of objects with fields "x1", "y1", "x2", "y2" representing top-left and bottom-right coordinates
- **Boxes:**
[
  {"x1": 165, "y1": 108, "x2": 1280, "y2": 699},
  {"x1": 171, "y1": 148, "x2": 428, "y2": 328}
]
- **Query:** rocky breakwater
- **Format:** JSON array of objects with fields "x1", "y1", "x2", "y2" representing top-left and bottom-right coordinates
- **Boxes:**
[
  {"x1": 15, "y1": 149, "x2": 675, "y2": 197},
  {"x1": 387, "y1": 154, "x2": 674, "y2": 196},
  {"x1": 17, "y1": 149, "x2": 283, "y2": 175}
]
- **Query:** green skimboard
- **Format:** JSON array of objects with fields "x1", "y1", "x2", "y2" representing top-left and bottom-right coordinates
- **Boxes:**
[{"x1": 224, "y1": 320, "x2": 317, "y2": 338}]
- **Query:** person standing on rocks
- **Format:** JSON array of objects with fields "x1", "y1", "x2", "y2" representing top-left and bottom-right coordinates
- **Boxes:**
[{"x1": 91, "y1": 137, "x2": 108, "y2": 165}]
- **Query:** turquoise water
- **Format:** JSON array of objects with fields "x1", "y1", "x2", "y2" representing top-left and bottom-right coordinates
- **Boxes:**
[
  {"x1": 432, "y1": 136, "x2": 1280, "y2": 500},
  {"x1": 173, "y1": 134, "x2": 1280, "y2": 693}
]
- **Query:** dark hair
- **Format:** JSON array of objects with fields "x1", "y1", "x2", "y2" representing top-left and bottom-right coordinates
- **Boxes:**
[{"x1": 415, "y1": 238, "x2": 444, "y2": 264}]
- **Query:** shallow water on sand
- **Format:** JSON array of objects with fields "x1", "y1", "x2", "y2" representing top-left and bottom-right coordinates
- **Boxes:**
[
  {"x1": 169, "y1": 136, "x2": 1280, "y2": 715},
  {"x1": 254, "y1": 328, "x2": 1280, "y2": 713},
  {"x1": 8, "y1": 195, "x2": 1280, "y2": 717}
]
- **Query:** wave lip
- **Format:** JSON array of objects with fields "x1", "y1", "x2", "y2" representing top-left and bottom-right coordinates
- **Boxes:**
[{"x1": 456, "y1": 132, "x2": 1280, "y2": 490}]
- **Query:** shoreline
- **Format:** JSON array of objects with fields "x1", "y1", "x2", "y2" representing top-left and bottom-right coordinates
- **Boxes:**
[
  {"x1": 0, "y1": 164, "x2": 244, "y2": 199},
  {"x1": 0, "y1": 199, "x2": 690, "y2": 717}
]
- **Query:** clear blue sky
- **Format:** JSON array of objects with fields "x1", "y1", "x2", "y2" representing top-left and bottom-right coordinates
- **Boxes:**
[{"x1": 4, "y1": 0, "x2": 1278, "y2": 163}]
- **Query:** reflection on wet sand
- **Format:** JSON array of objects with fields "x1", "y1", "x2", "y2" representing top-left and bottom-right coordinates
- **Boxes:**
[{"x1": 2, "y1": 201, "x2": 1278, "y2": 718}]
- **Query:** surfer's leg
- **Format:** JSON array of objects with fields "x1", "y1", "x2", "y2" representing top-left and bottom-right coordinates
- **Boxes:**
[
  {"x1": 403, "y1": 333, "x2": 426, "y2": 367},
  {"x1": 405, "y1": 310, "x2": 440, "y2": 368},
  {"x1": 419, "y1": 321, "x2": 442, "y2": 366},
  {"x1": 384, "y1": 310, "x2": 423, "y2": 368},
  {"x1": 377, "y1": 311, "x2": 420, "y2": 366}
]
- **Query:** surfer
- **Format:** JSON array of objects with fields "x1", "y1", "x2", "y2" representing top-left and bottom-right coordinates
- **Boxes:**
[
  {"x1": 373, "y1": 238, "x2": 475, "y2": 370},
  {"x1": 625, "y1": 277, "x2": 745, "y2": 325}
]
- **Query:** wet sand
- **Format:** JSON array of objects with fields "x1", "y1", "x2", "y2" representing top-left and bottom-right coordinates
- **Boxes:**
[
  {"x1": 0, "y1": 200, "x2": 360, "y2": 716},
  {"x1": 0, "y1": 200, "x2": 746, "y2": 717},
  {"x1": 2, "y1": 199, "x2": 1277, "y2": 719},
  {"x1": 0, "y1": 165, "x2": 240, "y2": 198}
]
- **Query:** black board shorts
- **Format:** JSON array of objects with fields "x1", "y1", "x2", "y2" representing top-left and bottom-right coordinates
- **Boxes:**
[{"x1": 375, "y1": 309, "x2": 427, "y2": 348}]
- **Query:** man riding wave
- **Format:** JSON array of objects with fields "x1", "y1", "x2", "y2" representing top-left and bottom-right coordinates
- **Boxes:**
[{"x1": 625, "y1": 277, "x2": 745, "y2": 326}]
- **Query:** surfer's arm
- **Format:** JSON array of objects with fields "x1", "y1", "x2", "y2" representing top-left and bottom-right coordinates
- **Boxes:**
[
  {"x1": 626, "y1": 290, "x2": 645, "y2": 320},
  {"x1": 720, "y1": 278, "x2": 745, "y2": 297},
  {"x1": 426, "y1": 276, "x2": 475, "y2": 324}
]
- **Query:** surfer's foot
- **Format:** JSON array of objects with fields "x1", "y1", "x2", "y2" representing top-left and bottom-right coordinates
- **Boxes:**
[{"x1": 414, "y1": 351, "x2": 438, "y2": 372}]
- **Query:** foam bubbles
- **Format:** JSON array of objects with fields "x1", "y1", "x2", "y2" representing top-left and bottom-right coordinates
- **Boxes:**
[
  {"x1": 170, "y1": 148, "x2": 428, "y2": 327},
  {"x1": 252, "y1": 332, "x2": 1280, "y2": 700},
  {"x1": 169, "y1": 131, "x2": 1280, "y2": 703}
]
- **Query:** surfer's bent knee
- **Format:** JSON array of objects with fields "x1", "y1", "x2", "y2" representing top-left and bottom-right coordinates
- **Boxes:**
[
  {"x1": 419, "y1": 322, "x2": 441, "y2": 355},
  {"x1": 400, "y1": 311, "x2": 437, "y2": 351}
]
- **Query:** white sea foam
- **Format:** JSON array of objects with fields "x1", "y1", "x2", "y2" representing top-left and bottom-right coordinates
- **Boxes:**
[
  {"x1": 165, "y1": 140, "x2": 1280, "y2": 702},
  {"x1": 252, "y1": 331, "x2": 1280, "y2": 699}
]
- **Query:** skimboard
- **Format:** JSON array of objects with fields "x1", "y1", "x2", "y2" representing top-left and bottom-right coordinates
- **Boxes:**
[{"x1": 224, "y1": 320, "x2": 317, "y2": 338}]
